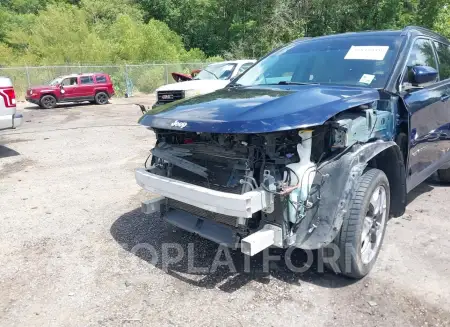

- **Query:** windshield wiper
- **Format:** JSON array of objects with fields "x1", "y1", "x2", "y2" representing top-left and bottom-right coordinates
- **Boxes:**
[
  {"x1": 203, "y1": 69, "x2": 219, "y2": 79},
  {"x1": 228, "y1": 83, "x2": 243, "y2": 88},
  {"x1": 276, "y1": 81, "x2": 319, "y2": 85}
]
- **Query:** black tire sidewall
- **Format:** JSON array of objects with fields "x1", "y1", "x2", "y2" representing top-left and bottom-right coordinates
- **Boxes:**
[
  {"x1": 337, "y1": 168, "x2": 390, "y2": 278},
  {"x1": 40, "y1": 95, "x2": 57, "y2": 109},
  {"x1": 95, "y1": 92, "x2": 108, "y2": 105}
]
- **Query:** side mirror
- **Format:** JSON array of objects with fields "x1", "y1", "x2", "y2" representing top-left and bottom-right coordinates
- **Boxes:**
[{"x1": 411, "y1": 66, "x2": 438, "y2": 85}]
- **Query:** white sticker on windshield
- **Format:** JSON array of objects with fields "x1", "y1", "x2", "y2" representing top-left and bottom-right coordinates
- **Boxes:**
[
  {"x1": 359, "y1": 74, "x2": 375, "y2": 85},
  {"x1": 344, "y1": 46, "x2": 389, "y2": 60}
]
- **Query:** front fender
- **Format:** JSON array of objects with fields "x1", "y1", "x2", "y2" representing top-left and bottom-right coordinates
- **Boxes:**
[{"x1": 292, "y1": 141, "x2": 398, "y2": 250}]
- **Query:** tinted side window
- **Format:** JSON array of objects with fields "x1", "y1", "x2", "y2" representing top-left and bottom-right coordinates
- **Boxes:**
[
  {"x1": 95, "y1": 75, "x2": 107, "y2": 83},
  {"x1": 62, "y1": 77, "x2": 78, "y2": 86},
  {"x1": 80, "y1": 76, "x2": 94, "y2": 84},
  {"x1": 434, "y1": 41, "x2": 450, "y2": 80},
  {"x1": 404, "y1": 39, "x2": 438, "y2": 84}
]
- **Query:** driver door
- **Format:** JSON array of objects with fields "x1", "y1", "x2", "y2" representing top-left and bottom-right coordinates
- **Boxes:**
[
  {"x1": 60, "y1": 77, "x2": 79, "y2": 100},
  {"x1": 403, "y1": 38, "x2": 450, "y2": 191}
]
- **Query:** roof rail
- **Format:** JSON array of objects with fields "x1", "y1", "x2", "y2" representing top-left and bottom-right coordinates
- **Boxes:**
[{"x1": 402, "y1": 25, "x2": 447, "y2": 40}]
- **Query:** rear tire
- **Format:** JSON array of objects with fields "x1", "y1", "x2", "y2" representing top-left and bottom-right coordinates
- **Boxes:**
[
  {"x1": 327, "y1": 168, "x2": 390, "y2": 279},
  {"x1": 39, "y1": 95, "x2": 57, "y2": 109},
  {"x1": 94, "y1": 92, "x2": 109, "y2": 105},
  {"x1": 438, "y1": 168, "x2": 450, "y2": 183}
]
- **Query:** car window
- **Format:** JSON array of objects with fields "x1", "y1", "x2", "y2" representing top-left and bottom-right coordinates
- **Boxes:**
[
  {"x1": 237, "y1": 63, "x2": 253, "y2": 75},
  {"x1": 433, "y1": 41, "x2": 450, "y2": 80},
  {"x1": 236, "y1": 35, "x2": 402, "y2": 88},
  {"x1": 61, "y1": 77, "x2": 78, "y2": 86},
  {"x1": 262, "y1": 54, "x2": 299, "y2": 84},
  {"x1": 194, "y1": 63, "x2": 237, "y2": 80},
  {"x1": 403, "y1": 38, "x2": 438, "y2": 84},
  {"x1": 95, "y1": 75, "x2": 107, "y2": 83},
  {"x1": 80, "y1": 76, "x2": 94, "y2": 84}
]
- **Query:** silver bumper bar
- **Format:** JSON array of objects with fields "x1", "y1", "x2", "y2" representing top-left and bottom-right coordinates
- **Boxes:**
[{"x1": 135, "y1": 168, "x2": 267, "y2": 218}]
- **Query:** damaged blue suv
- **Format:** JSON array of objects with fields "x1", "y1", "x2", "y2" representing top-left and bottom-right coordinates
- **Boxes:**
[{"x1": 136, "y1": 26, "x2": 450, "y2": 278}]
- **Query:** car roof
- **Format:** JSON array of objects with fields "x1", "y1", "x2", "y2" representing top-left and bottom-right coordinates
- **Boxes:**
[
  {"x1": 59, "y1": 72, "x2": 108, "y2": 79},
  {"x1": 293, "y1": 26, "x2": 449, "y2": 44},
  {"x1": 401, "y1": 26, "x2": 449, "y2": 43},
  {"x1": 209, "y1": 60, "x2": 256, "y2": 66}
]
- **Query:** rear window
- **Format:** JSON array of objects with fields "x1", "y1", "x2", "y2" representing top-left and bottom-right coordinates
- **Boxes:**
[
  {"x1": 95, "y1": 75, "x2": 107, "y2": 83},
  {"x1": 80, "y1": 76, "x2": 94, "y2": 84}
]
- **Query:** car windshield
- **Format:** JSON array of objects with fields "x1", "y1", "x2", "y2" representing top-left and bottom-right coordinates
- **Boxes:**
[
  {"x1": 194, "y1": 63, "x2": 237, "y2": 80},
  {"x1": 235, "y1": 35, "x2": 402, "y2": 89},
  {"x1": 48, "y1": 78, "x2": 62, "y2": 86}
]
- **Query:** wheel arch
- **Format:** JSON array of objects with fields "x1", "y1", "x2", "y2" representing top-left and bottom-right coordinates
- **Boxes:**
[
  {"x1": 39, "y1": 92, "x2": 58, "y2": 101},
  {"x1": 366, "y1": 145, "x2": 407, "y2": 218},
  {"x1": 293, "y1": 141, "x2": 406, "y2": 250},
  {"x1": 95, "y1": 89, "x2": 110, "y2": 97}
]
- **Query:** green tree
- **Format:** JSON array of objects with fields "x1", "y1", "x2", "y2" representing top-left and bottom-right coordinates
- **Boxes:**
[{"x1": 434, "y1": 5, "x2": 450, "y2": 38}]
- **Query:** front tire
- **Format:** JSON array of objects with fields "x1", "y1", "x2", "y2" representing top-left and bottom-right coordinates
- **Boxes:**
[
  {"x1": 332, "y1": 168, "x2": 390, "y2": 279},
  {"x1": 40, "y1": 95, "x2": 57, "y2": 109},
  {"x1": 94, "y1": 92, "x2": 109, "y2": 105}
]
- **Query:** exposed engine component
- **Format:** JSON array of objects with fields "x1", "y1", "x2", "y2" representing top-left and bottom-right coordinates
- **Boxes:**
[
  {"x1": 332, "y1": 103, "x2": 394, "y2": 148},
  {"x1": 286, "y1": 130, "x2": 317, "y2": 224},
  {"x1": 146, "y1": 103, "x2": 394, "y2": 245},
  {"x1": 149, "y1": 129, "x2": 306, "y2": 233}
]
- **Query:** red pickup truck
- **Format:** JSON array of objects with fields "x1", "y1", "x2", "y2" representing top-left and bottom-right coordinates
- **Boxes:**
[{"x1": 26, "y1": 73, "x2": 115, "y2": 109}]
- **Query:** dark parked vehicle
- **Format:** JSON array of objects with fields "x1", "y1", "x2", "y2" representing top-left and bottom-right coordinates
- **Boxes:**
[
  {"x1": 26, "y1": 73, "x2": 115, "y2": 109},
  {"x1": 136, "y1": 26, "x2": 450, "y2": 278}
]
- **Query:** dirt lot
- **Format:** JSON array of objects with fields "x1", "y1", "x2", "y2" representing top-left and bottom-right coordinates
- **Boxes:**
[{"x1": 1, "y1": 98, "x2": 449, "y2": 327}]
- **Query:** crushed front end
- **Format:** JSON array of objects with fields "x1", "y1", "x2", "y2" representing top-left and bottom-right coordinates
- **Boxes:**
[
  {"x1": 136, "y1": 129, "x2": 309, "y2": 254},
  {"x1": 136, "y1": 103, "x2": 394, "y2": 256}
]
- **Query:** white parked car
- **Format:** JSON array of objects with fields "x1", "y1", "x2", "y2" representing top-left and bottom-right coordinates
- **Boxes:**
[
  {"x1": 153, "y1": 60, "x2": 256, "y2": 107},
  {"x1": 0, "y1": 77, "x2": 22, "y2": 131}
]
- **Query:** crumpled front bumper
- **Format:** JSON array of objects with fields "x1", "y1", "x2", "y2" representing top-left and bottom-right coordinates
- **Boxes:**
[
  {"x1": 135, "y1": 168, "x2": 268, "y2": 220},
  {"x1": 25, "y1": 97, "x2": 39, "y2": 105}
]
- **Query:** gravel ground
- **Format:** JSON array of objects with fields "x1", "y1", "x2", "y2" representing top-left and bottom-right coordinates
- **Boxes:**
[{"x1": 1, "y1": 98, "x2": 449, "y2": 327}]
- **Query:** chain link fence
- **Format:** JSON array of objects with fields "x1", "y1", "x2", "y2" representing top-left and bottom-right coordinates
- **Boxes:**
[{"x1": 0, "y1": 63, "x2": 209, "y2": 100}]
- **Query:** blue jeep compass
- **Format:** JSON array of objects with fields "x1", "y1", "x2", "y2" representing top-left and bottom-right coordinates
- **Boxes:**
[{"x1": 136, "y1": 26, "x2": 450, "y2": 278}]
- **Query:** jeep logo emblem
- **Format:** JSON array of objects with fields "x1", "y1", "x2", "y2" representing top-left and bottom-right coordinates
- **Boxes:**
[{"x1": 171, "y1": 120, "x2": 187, "y2": 129}]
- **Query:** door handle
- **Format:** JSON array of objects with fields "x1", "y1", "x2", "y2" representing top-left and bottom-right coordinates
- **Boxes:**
[{"x1": 441, "y1": 94, "x2": 450, "y2": 102}]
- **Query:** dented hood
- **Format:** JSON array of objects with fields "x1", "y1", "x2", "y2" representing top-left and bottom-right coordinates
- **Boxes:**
[{"x1": 140, "y1": 85, "x2": 381, "y2": 133}]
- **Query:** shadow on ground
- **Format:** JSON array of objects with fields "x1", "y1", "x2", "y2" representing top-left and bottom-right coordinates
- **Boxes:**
[
  {"x1": 23, "y1": 102, "x2": 97, "y2": 110},
  {"x1": 407, "y1": 182, "x2": 434, "y2": 205},
  {"x1": 0, "y1": 145, "x2": 20, "y2": 158},
  {"x1": 111, "y1": 208, "x2": 359, "y2": 293},
  {"x1": 406, "y1": 174, "x2": 450, "y2": 205}
]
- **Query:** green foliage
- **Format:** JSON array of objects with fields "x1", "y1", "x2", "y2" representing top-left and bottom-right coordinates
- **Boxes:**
[
  {"x1": 434, "y1": 5, "x2": 450, "y2": 38},
  {"x1": 138, "y1": 0, "x2": 450, "y2": 58},
  {"x1": 134, "y1": 67, "x2": 166, "y2": 93},
  {"x1": 0, "y1": 43, "x2": 14, "y2": 65},
  {"x1": 80, "y1": 0, "x2": 143, "y2": 23},
  {"x1": 0, "y1": 0, "x2": 449, "y2": 65},
  {"x1": 0, "y1": 0, "x2": 210, "y2": 65}
]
